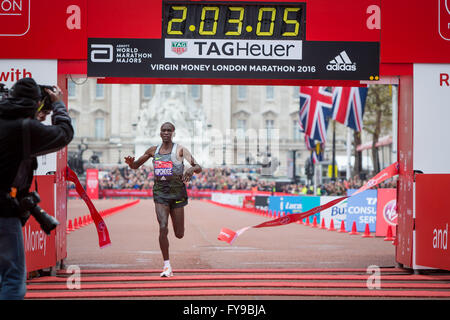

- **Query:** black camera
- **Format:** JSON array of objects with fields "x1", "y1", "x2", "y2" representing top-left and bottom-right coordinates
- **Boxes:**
[
  {"x1": 0, "y1": 83, "x2": 54, "y2": 111},
  {"x1": 18, "y1": 191, "x2": 59, "y2": 235},
  {"x1": 38, "y1": 85, "x2": 55, "y2": 112},
  {"x1": 0, "y1": 83, "x2": 9, "y2": 101}
]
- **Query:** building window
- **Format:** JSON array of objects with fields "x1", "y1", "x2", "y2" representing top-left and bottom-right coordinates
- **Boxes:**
[
  {"x1": 266, "y1": 86, "x2": 274, "y2": 100},
  {"x1": 142, "y1": 85, "x2": 152, "y2": 99},
  {"x1": 237, "y1": 119, "x2": 247, "y2": 131},
  {"x1": 293, "y1": 120, "x2": 302, "y2": 141},
  {"x1": 237, "y1": 86, "x2": 247, "y2": 100},
  {"x1": 265, "y1": 119, "x2": 275, "y2": 139},
  {"x1": 95, "y1": 84, "x2": 104, "y2": 99},
  {"x1": 95, "y1": 118, "x2": 105, "y2": 139},
  {"x1": 236, "y1": 119, "x2": 247, "y2": 138},
  {"x1": 191, "y1": 85, "x2": 200, "y2": 99},
  {"x1": 68, "y1": 81, "x2": 76, "y2": 98}
]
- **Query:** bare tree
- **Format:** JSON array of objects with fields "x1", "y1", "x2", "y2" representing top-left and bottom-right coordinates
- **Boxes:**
[{"x1": 363, "y1": 85, "x2": 392, "y2": 174}]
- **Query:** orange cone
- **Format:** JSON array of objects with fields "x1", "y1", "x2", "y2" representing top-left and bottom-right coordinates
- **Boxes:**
[
  {"x1": 73, "y1": 218, "x2": 79, "y2": 230},
  {"x1": 384, "y1": 225, "x2": 394, "y2": 241},
  {"x1": 361, "y1": 223, "x2": 373, "y2": 238},
  {"x1": 67, "y1": 220, "x2": 74, "y2": 232},
  {"x1": 338, "y1": 220, "x2": 347, "y2": 233},
  {"x1": 319, "y1": 218, "x2": 327, "y2": 229},
  {"x1": 349, "y1": 221, "x2": 360, "y2": 235},
  {"x1": 328, "y1": 219, "x2": 336, "y2": 231},
  {"x1": 78, "y1": 216, "x2": 83, "y2": 228},
  {"x1": 304, "y1": 217, "x2": 310, "y2": 226},
  {"x1": 311, "y1": 216, "x2": 318, "y2": 228}
]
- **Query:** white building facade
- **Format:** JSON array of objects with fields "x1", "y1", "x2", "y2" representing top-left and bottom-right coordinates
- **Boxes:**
[{"x1": 67, "y1": 79, "x2": 352, "y2": 180}]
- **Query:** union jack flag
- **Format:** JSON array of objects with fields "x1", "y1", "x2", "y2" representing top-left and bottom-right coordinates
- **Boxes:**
[
  {"x1": 331, "y1": 87, "x2": 369, "y2": 132},
  {"x1": 304, "y1": 135, "x2": 316, "y2": 151},
  {"x1": 299, "y1": 86, "x2": 333, "y2": 143}
]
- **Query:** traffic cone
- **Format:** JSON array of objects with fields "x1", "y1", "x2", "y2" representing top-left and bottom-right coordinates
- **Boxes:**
[
  {"x1": 73, "y1": 218, "x2": 79, "y2": 230},
  {"x1": 349, "y1": 221, "x2": 360, "y2": 235},
  {"x1": 78, "y1": 216, "x2": 83, "y2": 228},
  {"x1": 328, "y1": 219, "x2": 336, "y2": 231},
  {"x1": 67, "y1": 219, "x2": 74, "y2": 233},
  {"x1": 361, "y1": 223, "x2": 373, "y2": 238},
  {"x1": 320, "y1": 218, "x2": 327, "y2": 229},
  {"x1": 304, "y1": 217, "x2": 310, "y2": 226},
  {"x1": 384, "y1": 225, "x2": 394, "y2": 241},
  {"x1": 338, "y1": 220, "x2": 347, "y2": 233},
  {"x1": 311, "y1": 216, "x2": 318, "y2": 228}
]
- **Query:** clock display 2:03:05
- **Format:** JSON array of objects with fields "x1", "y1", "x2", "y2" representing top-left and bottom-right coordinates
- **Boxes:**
[{"x1": 163, "y1": 2, "x2": 305, "y2": 40}]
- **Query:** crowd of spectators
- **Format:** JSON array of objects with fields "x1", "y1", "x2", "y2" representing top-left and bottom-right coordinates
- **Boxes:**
[{"x1": 92, "y1": 165, "x2": 396, "y2": 196}]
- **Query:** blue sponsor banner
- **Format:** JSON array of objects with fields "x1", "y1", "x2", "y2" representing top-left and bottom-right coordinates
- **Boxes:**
[
  {"x1": 346, "y1": 189, "x2": 378, "y2": 232},
  {"x1": 268, "y1": 196, "x2": 302, "y2": 217},
  {"x1": 301, "y1": 196, "x2": 321, "y2": 224},
  {"x1": 268, "y1": 196, "x2": 320, "y2": 223}
]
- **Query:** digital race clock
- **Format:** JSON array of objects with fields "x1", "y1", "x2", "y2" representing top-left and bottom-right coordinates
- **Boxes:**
[{"x1": 162, "y1": 2, "x2": 306, "y2": 40}]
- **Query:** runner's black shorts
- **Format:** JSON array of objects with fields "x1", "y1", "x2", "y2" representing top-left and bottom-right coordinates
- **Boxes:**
[{"x1": 153, "y1": 194, "x2": 188, "y2": 209}]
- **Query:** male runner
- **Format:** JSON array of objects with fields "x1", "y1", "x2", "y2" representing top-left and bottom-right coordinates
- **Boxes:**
[{"x1": 124, "y1": 122, "x2": 202, "y2": 277}]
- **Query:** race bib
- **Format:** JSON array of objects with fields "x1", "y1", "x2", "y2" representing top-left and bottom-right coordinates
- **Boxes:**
[{"x1": 155, "y1": 161, "x2": 173, "y2": 176}]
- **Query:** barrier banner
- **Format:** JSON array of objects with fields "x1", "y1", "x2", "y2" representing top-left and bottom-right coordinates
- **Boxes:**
[
  {"x1": 66, "y1": 167, "x2": 111, "y2": 248},
  {"x1": 269, "y1": 196, "x2": 302, "y2": 215},
  {"x1": 218, "y1": 162, "x2": 399, "y2": 245},
  {"x1": 375, "y1": 189, "x2": 397, "y2": 237},
  {"x1": 255, "y1": 196, "x2": 269, "y2": 211},
  {"x1": 320, "y1": 196, "x2": 347, "y2": 229},
  {"x1": 243, "y1": 196, "x2": 255, "y2": 209},
  {"x1": 346, "y1": 189, "x2": 378, "y2": 232},
  {"x1": 301, "y1": 196, "x2": 321, "y2": 224},
  {"x1": 86, "y1": 169, "x2": 99, "y2": 200}
]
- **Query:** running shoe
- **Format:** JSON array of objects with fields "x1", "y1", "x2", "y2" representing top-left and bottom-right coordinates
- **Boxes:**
[{"x1": 160, "y1": 265, "x2": 173, "y2": 277}]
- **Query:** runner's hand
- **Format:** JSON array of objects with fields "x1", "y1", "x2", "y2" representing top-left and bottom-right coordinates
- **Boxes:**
[
  {"x1": 183, "y1": 167, "x2": 195, "y2": 182},
  {"x1": 124, "y1": 156, "x2": 135, "y2": 168}
]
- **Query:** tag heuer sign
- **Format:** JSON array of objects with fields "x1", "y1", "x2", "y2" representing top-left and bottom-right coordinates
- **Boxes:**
[{"x1": 171, "y1": 41, "x2": 187, "y2": 55}]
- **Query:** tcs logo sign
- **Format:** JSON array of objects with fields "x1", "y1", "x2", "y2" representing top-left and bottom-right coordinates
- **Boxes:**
[{"x1": 439, "y1": 0, "x2": 450, "y2": 40}]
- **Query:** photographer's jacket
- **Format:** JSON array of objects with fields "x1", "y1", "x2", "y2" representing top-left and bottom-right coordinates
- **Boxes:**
[{"x1": 0, "y1": 97, "x2": 74, "y2": 217}]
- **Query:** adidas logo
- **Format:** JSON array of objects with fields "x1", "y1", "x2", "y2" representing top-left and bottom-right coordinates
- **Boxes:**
[{"x1": 326, "y1": 51, "x2": 357, "y2": 71}]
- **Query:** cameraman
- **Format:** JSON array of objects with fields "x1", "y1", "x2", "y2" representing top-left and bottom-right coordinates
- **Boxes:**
[{"x1": 0, "y1": 78, "x2": 73, "y2": 300}]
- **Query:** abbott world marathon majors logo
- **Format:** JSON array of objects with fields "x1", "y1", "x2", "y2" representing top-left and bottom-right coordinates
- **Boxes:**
[
  {"x1": 90, "y1": 43, "x2": 152, "y2": 64},
  {"x1": 0, "y1": 0, "x2": 30, "y2": 36},
  {"x1": 165, "y1": 39, "x2": 302, "y2": 60},
  {"x1": 326, "y1": 50, "x2": 356, "y2": 72}
]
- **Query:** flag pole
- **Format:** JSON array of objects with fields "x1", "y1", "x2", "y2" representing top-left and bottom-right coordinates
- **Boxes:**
[
  {"x1": 346, "y1": 127, "x2": 352, "y2": 180},
  {"x1": 332, "y1": 120, "x2": 336, "y2": 182}
]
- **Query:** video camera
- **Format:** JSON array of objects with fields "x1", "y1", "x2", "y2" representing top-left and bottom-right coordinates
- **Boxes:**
[
  {"x1": 11, "y1": 191, "x2": 59, "y2": 235},
  {"x1": 37, "y1": 85, "x2": 55, "y2": 112},
  {"x1": 0, "y1": 83, "x2": 8, "y2": 101},
  {"x1": 0, "y1": 83, "x2": 55, "y2": 112}
]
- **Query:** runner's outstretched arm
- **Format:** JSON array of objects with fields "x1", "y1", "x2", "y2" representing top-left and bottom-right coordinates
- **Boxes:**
[{"x1": 125, "y1": 146, "x2": 156, "y2": 169}]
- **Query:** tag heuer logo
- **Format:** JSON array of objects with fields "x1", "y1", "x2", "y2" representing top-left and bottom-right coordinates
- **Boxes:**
[{"x1": 171, "y1": 41, "x2": 187, "y2": 55}]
